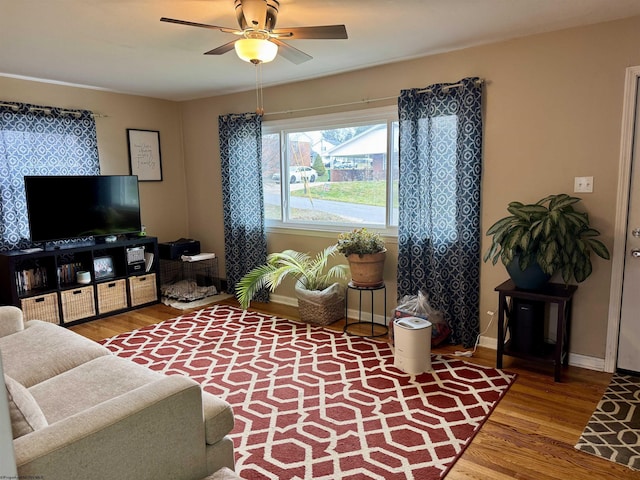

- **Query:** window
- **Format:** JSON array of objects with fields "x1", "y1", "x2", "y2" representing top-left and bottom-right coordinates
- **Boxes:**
[{"x1": 262, "y1": 106, "x2": 399, "y2": 232}]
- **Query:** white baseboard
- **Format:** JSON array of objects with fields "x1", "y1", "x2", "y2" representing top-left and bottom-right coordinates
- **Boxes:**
[
  {"x1": 566, "y1": 352, "x2": 605, "y2": 371},
  {"x1": 478, "y1": 336, "x2": 605, "y2": 372},
  {"x1": 269, "y1": 293, "x2": 298, "y2": 307},
  {"x1": 268, "y1": 295, "x2": 606, "y2": 372},
  {"x1": 270, "y1": 293, "x2": 389, "y2": 325}
]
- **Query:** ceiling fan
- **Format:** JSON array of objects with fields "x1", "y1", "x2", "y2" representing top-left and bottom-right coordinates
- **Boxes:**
[{"x1": 161, "y1": 0, "x2": 348, "y2": 65}]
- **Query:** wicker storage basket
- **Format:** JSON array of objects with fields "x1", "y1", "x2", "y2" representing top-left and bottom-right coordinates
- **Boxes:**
[
  {"x1": 128, "y1": 273, "x2": 158, "y2": 306},
  {"x1": 21, "y1": 293, "x2": 60, "y2": 324},
  {"x1": 295, "y1": 282, "x2": 345, "y2": 326},
  {"x1": 61, "y1": 286, "x2": 96, "y2": 323},
  {"x1": 97, "y1": 279, "x2": 128, "y2": 314}
]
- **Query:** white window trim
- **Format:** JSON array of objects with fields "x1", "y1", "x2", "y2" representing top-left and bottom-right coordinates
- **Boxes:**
[{"x1": 263, "y1": 105, "x2": 399, "y2": 237}]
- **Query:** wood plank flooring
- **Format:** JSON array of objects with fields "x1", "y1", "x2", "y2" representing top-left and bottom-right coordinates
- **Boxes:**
[{"x1": 70, "y1": 299, "x2": 633, "y2": 479}]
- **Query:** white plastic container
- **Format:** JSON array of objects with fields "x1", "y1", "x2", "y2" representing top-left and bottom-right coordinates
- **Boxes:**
[{"x1": 393, "y1": 316, "x2": 432, "y2": 374}]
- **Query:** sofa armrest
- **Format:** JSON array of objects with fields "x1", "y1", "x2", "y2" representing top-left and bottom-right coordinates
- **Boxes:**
[
  {"x1": 14, "y1": 375, "x2": 210, "y2": 480},
  {"x1": 0, "y1": 306, "x2": 24, "y2": 338},
  {"x1": 202, "y1": 390, "x2": 235, "y2": 445}
]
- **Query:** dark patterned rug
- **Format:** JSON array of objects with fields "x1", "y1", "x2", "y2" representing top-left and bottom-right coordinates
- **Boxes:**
[{"x1": 575, "y1": 373, "x2": 640, "y2": 471}]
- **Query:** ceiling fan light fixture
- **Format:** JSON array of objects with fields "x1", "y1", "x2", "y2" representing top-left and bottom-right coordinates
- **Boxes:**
[{"x1": 235, "y1": 38, "x2": 278, "y2": 64}]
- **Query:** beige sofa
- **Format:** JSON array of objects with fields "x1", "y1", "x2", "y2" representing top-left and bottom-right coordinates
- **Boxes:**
[{"x1": 0, "y1": 306, "x2": 236, "y2": 480}]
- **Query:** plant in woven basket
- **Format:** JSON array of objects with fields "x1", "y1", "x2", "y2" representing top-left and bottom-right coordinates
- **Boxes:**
[{"x1": 236, "y1": 244, "x2": 349, "y2": 311}]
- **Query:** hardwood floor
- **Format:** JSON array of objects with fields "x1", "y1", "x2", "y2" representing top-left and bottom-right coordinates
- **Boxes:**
[{"x1": 70, "y1": 299, "x2": 633, "y2": 479}]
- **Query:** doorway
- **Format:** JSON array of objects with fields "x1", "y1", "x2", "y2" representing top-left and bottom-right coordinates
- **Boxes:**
[{"x1": 606, "y1": 65, "x2": 640, "y2": 373}]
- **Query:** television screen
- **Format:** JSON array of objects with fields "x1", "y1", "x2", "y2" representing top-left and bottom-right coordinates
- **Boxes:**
[{"x1": 24, "y1": 175, "x2": 142, "y2": 243}]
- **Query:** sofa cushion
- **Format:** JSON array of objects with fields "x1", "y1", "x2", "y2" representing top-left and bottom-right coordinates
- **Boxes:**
[
  {"x1": 4, "y1": 374, "x2": 48, "y2": 439},
  {"x1": 0, "y1": 320, "x2": 109, "y2": 387},
  {"x1": 29, "y1": 355, "x2": 165, "y2": 423}
]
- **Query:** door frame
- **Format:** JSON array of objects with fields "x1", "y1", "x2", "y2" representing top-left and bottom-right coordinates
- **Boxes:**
[{"x1": 605, "y1": 65, "x2": 640, "y2": 373}]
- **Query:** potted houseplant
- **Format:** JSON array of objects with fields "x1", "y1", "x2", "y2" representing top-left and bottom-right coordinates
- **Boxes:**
[
  {"x1": 337, "y1": 228, "x2": 387, "y2": 287},
  {"x1": 483, "y1": 193, "x2": 610, "y2": 289},
  {"x1": 236, "y1": 245, "x2": 349, "y2": 325}
]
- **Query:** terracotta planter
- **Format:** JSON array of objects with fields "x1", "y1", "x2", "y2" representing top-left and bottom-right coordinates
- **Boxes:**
[{"x1": 346, "y1": 249, "x2": 386, "y2": 287}]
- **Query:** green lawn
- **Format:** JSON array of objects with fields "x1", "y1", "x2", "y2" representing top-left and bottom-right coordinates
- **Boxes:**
[
  {"x1": 264, "y1": 203, "x2": 351, "y2": 222},
  {"x1": 290, "y1": 180, "x2": 398, "y2": 207}
]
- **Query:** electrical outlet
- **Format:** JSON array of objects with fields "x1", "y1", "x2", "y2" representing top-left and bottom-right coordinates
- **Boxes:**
[{"x1": 574, "y1": 176, "x2": 593, "y2": 193}]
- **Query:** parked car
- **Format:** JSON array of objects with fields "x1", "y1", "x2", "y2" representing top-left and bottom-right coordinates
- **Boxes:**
[{"x1": 272, "y1": 166, "x2": 318, "y2": 184}]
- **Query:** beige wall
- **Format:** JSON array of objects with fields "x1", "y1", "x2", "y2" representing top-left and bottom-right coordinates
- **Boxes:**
[
  {"x1": 182, "y1": 15, "x2": 640, "y2": 360},
  {"x1": 4, "y1": 15, "x2": 640, "y2": 360},
  {"x1": 0, "y1": 76, "x2": 189, "y2": 243}
]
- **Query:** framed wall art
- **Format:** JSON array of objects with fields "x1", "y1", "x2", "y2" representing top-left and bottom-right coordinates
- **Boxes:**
[
  {"x1": 94, "y1": 256, "x2": 115, "y2": 280},
  {"x1": 127, "y1": 129, "x2": 163, "y2": 181}
]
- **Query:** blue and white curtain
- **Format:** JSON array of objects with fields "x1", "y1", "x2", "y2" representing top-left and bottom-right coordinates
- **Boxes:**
[
  {"x1": 397, "y1": 77, "x2": 483, "y2": 347},
  {"x1": 0, "y1": 102, "x2": 99, "y2": 251},
  {"x1": 219, "y1": 113, "x2": 269, "y2": 301}
]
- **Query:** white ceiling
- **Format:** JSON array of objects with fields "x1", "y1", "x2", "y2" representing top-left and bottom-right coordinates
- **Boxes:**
[{"x1": 2, "y1": 0, "x2": 640, "y2": 102}]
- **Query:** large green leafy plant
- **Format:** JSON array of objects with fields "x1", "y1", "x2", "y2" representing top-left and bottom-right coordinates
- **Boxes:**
[
  {"x1": 236, "y1": 245, "x2": 349, "y2": 309},
  {"x1": 483, "y1": 194, "x2": 610, "y2": 283}
]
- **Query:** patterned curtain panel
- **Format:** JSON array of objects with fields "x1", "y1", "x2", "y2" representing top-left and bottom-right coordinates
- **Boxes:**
[
  {"x1": 219, "y1": 113, "x2": 268, "y2": 301},
  {"x1": 0, "y1": 103, "x2": 99, "y2": 251},
  {"x1": 397, "y1": 77, "x2": 483, "y2": 347}
]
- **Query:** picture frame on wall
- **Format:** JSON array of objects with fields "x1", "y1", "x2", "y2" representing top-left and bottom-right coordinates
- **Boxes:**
[{"x1": 127, "y1": 129, "x2": 163, "y2": 181}]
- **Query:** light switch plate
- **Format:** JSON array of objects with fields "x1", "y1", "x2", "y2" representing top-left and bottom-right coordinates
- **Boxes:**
[{"x1": 574, "y1": 176, "x2": 593, "y2": 193}]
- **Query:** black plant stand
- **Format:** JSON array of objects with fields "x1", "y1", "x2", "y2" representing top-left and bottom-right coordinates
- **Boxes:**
[
  {"x1": 495, "y1": 279, "x2": 577, "y2": 382},
  {"x1": 344, "y1": 282, "x2": 388, "y2": 338}
]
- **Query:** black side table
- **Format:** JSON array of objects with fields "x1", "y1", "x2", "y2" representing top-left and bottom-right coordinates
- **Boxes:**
[
  {"x1": 495, "y1": 279, "x2": 577, "y2": 382},
  {"x1": 344, "y1": 282, "x2": 388, "y2": 338}
]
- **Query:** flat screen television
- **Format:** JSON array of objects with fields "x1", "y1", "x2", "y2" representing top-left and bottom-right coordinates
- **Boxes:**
[{"x1": 24, "y1": 175, "x2": 142, "y2": 244}]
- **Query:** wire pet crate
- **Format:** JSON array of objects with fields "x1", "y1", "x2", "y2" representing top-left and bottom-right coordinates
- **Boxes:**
[{"x1": 160, "y1": 257, "x2": 219, "y2": 302}]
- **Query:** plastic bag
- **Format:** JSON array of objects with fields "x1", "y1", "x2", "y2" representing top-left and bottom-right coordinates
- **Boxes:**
[
  {"x1": 396, "y1": 291, "x2": 445, "y2": 325},
  {"x1": 294, "y1": 282, "x2": 345, "y2": 306},
  {"x1": 392, "y1": 291, "x2": 451, "y2": 346},
  {"x1": 295, "y1": 282, "x2": 345, "y2": 325}
]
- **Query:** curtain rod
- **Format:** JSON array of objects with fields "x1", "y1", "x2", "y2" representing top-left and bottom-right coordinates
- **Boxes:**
[
  {"x1": 263, "y1": 78, "x2": 484, "y2": 117},
  {"x1": 418, "y1": 78, "x2": 484, "y2": 93},
  {"x1": 221, "y1": 113, "x2": 258, "y2": 119},
  {"x1": 263, "y1": 96, "x2": 396, "y2": 117},
  {"x1": 0, "y1": 102, "x2": 107, "y2": 118}
]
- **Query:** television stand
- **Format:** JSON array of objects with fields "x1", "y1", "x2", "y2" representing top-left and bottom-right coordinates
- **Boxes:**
[{"x1": 0, "y1": 237, "x2": 160, "y2": 327}]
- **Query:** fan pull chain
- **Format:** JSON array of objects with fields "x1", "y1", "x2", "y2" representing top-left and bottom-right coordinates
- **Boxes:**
[{"x1": 255, "y1": 62, "x2": 265, "y2": 115}]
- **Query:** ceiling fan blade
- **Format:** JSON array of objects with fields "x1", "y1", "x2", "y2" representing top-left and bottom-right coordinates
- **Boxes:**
[
  {"x1": 271, "y1": 25, "x2": 348, "y2": 40},
  {"x1": 271, "y1": 39, "x2": 312, "y2": 64},
  {"x1": 204, "y1": 40, "x2": 238, "y2": 56},
  {"x1": 160, "y1": 17, "x2": 240, "y2": 35}
]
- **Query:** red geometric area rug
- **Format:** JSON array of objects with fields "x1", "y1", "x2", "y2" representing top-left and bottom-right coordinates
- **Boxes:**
[{"x1": 101, "y1": 305, "x2": 515, "y2": 479}]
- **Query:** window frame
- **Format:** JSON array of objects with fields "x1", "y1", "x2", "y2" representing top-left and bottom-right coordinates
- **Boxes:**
[{"x1": 262, "y1": 105, "x2": 399, "y2": 236}]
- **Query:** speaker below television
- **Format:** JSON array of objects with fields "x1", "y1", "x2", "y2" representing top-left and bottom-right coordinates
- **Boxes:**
[{"x1": 509, "y1": 299, "x2": 545, "y2": 356}]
